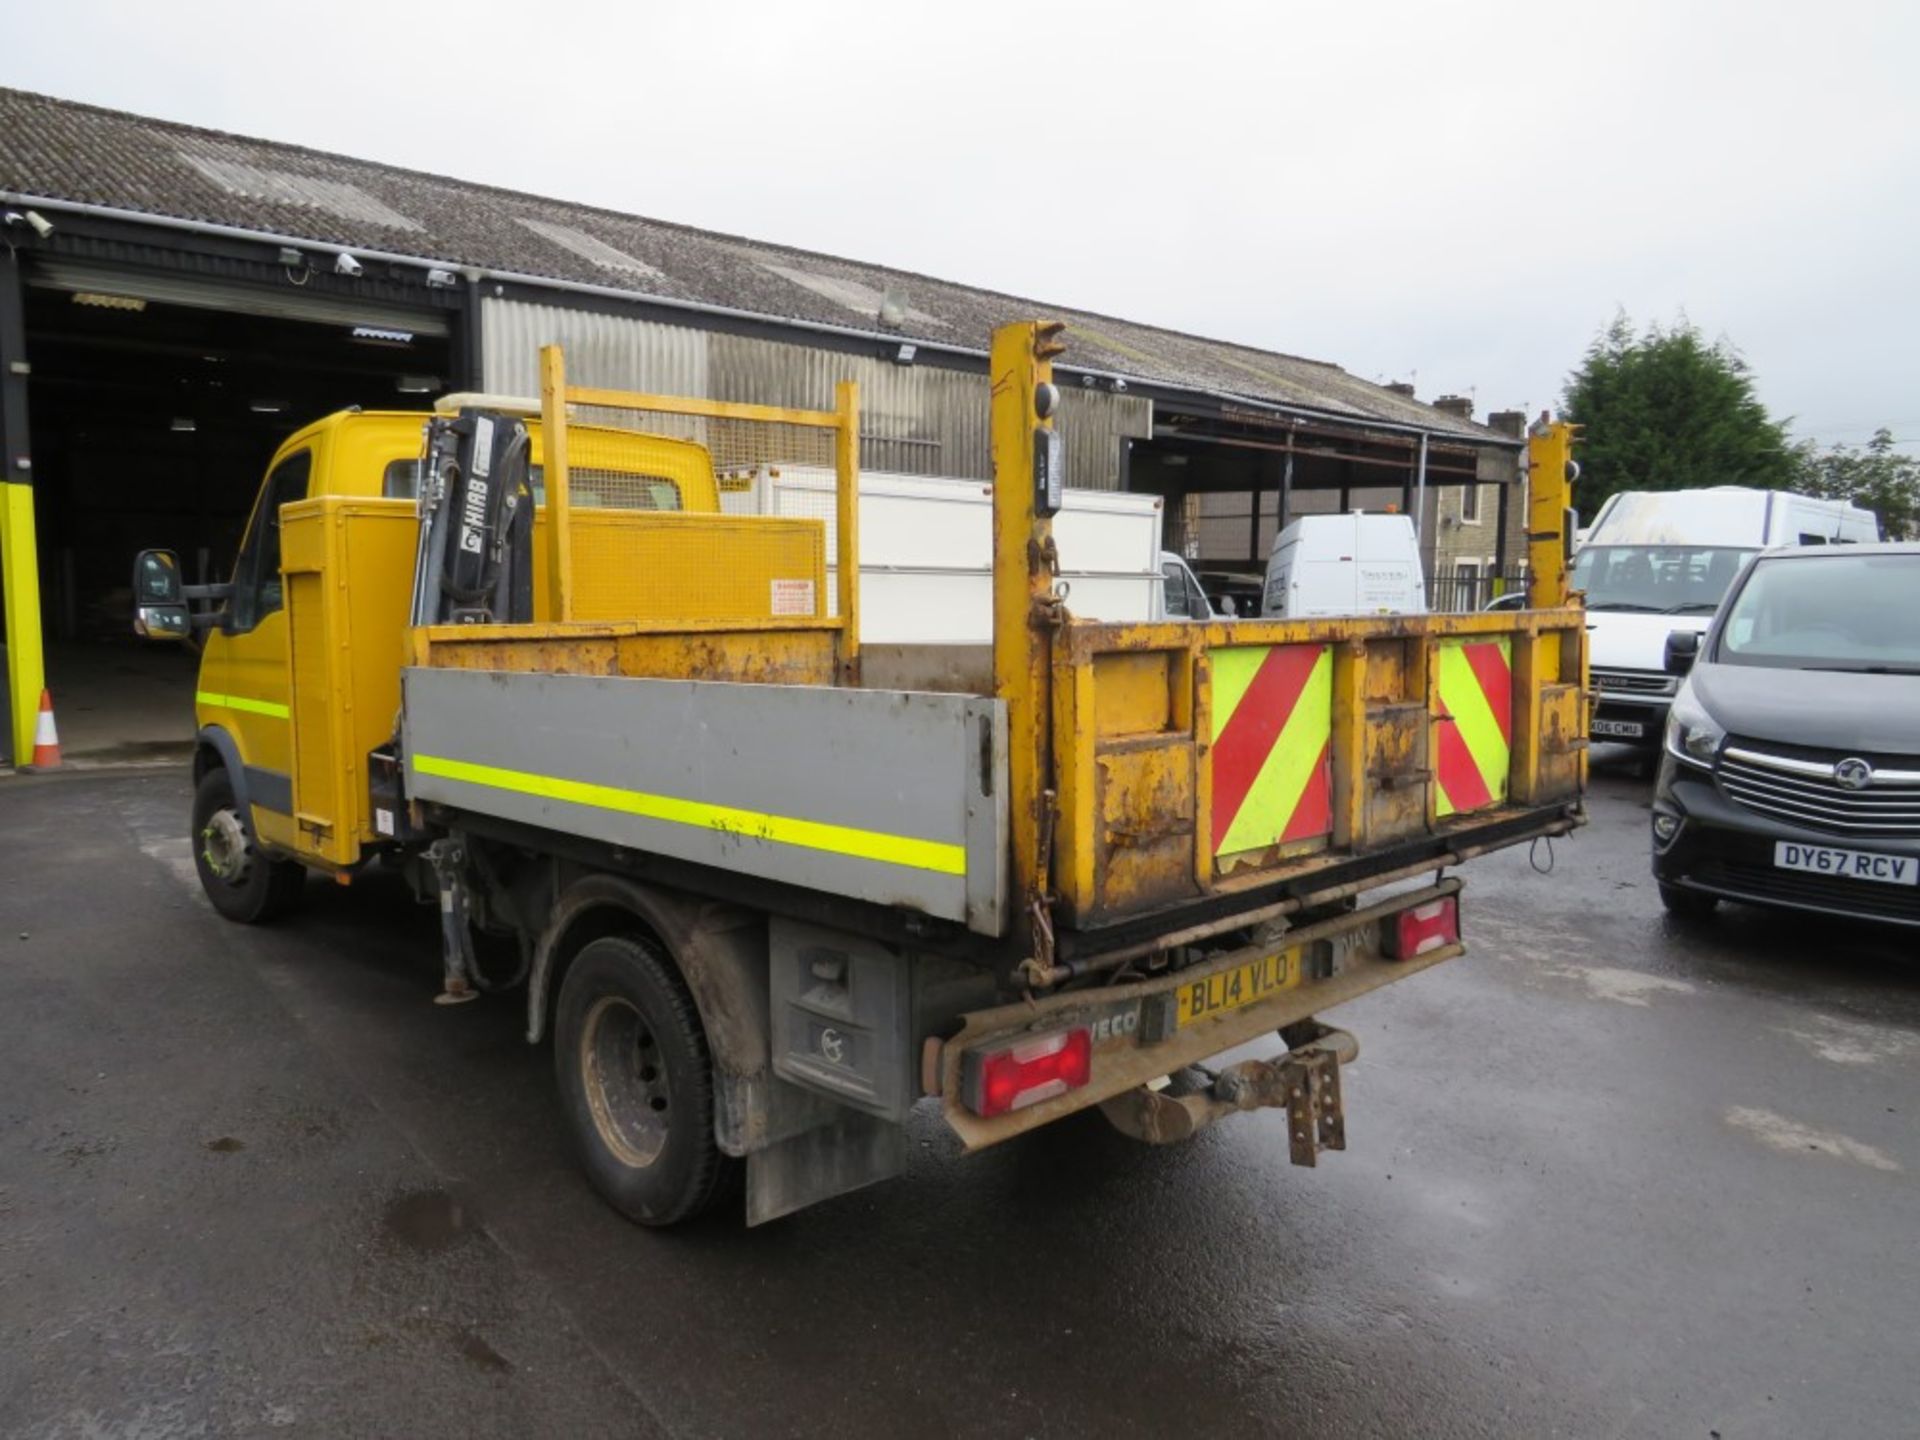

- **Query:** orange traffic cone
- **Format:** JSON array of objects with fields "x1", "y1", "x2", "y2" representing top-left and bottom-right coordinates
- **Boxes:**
[{"x1": 29, "y1": 689, "x2": 61, "y2": 769}]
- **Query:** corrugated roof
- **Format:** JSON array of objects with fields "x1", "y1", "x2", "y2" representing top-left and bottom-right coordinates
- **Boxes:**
[{"x1": 0, "y1": 86, "x2": 1498, "y2": 443}]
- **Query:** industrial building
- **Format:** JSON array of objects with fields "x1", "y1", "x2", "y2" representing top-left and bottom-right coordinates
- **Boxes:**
[{"x1": 0, "y1": 87, "x2": 1524, "y2": 764}]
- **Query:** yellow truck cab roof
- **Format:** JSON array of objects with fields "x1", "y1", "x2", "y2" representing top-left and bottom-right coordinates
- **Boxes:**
[{"x1": 264, "y1": 409, "x2": 722, "y2": 512}]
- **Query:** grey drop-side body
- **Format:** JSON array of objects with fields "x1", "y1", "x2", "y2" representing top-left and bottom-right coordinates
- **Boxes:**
[{"x1": 401, "y1": 667, "x2": 1009, "y2": 935}]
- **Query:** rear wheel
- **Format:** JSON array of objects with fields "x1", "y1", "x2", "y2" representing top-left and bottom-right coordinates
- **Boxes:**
[
  {"x1": 191, "y1": 768, "x2": 306, "y2": 924},
  {"x1": 1658, "y1": 881, "x2": 1718, "y2": 919},
  {"x1": 553, "y1": 935, "x2": 734, "y2": 1227}
]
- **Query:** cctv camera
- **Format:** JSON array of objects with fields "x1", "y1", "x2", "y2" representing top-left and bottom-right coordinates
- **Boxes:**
[
  {"x1": 4, "y1": 210, "x2": 55, "y2": 240},
  {"x1": 334, "y1": 252, "x2": 364, "y2": 278}
]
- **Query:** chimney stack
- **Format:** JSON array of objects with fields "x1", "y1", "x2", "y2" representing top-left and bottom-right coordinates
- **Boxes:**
[
  {"x1": 1432, "y1": 394, "x2": 1474, "y2": 421},
  {"x1": 1485, "y1": 409, "x2": 1526, "y2": 438},
  {"x1": 1385, "y1": 381, "x2": 1416, "y2": 397}
]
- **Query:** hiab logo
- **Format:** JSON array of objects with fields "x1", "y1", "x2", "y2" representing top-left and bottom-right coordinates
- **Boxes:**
[{"x1": 459, "y1": 477, "x2": 490, "y2": 553}]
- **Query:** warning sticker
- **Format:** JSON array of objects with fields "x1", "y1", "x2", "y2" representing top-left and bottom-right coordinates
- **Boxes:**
[{"x1": 770, "y1": 579, "x2": 816, "y2": 616}]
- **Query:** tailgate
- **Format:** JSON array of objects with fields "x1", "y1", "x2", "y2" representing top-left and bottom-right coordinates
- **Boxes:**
[{"x1": 1049, "y1": 609, "x2": 1586, "y2": 926}]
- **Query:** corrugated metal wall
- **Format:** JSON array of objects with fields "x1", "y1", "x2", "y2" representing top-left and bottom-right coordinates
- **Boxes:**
[
  {"x1": 483, "y1": 298, "x2": 709, "y2": 401},
  {"x1": 482, "y1": 298, "x2": 1150, "y2": 491}
]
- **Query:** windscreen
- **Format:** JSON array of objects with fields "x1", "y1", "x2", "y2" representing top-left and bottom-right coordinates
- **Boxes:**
[
  {"x1": 1717, "y1": 553, "x2": 1920, "y2": 672},
  {"x1": 1571, "y1": 544, "x2": 1755, "y2": 614}
]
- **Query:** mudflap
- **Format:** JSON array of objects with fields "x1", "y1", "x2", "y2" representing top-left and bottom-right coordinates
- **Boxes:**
[{"x1": 746, "y1": 1104, "x2": 906, "y2": 1227}]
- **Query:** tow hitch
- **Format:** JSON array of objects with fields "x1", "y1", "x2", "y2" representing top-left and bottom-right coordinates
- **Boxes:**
[{"x1": 1098, "y1": 1021, "x2": 1356, "y2": 1165}]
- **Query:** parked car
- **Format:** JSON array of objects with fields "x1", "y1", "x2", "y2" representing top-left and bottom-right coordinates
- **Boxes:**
[
  {"x1": 1195, "y1": 569, "x2": 1264, "y2": 619},
  {"x1": 1651, "y1": 544, "x2": 1920, "y2": 927},
  {"x1": 1576, "y1": 487, "x2": 1879, "y2": 750}
]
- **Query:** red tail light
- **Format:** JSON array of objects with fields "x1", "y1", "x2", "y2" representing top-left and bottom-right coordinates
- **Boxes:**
[
  {"x1": 1385, "y1": 896, "x2": 1459, "y2": 959},
  {"x1": 961, "y1": 1028, "x2": 1093, "y2": 1117}
]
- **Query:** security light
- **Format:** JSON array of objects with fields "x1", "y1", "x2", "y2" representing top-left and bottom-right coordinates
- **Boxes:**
[
  {"x1": 395, "y1": 375, "x2": 439, "y2": 394},
  {"x1": 250, "y1": 399, "x2": 288, "y2": 414},
  {"x1": 277, "y1": 246, "x2": 306, "y2": 268},
  {"x1": 894, "y1": 342, "x2": 916, "y2": 366},
  {"x1": 171, "y1": 417, "x2": 196, "y2": 433}
]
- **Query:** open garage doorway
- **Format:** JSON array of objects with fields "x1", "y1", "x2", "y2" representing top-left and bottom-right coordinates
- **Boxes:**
[{"x1": 5, "y1": 274, "x2": 451, "y2": 763}]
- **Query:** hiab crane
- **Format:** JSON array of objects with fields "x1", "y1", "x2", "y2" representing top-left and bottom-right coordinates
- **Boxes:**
[{"x1": 132, "y1": 322, "x2": 1587, "y2": 1225}]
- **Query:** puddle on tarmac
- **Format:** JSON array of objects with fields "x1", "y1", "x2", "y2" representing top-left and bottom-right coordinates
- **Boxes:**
[
  {"x1": 205, "y1": 1136, "x2": 246, "y2": 1154},
  {"x1": 383, "y1": 1187, "x2": 469, "y2": 1252}
]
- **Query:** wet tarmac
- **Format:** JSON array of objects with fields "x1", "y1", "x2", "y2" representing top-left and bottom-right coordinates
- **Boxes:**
[{"x1": 2, "y1": 757, "x2": 1915, "y2": 1438}]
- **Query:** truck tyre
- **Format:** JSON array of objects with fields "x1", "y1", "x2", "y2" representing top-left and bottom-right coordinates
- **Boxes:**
[
  {"x1": 553, "y1": 935, "x2": 734, "y2": 1227},
  {"x1": 191, "y1": 768, "x2": 306, "y2": 924},
  {"x1": 1658, "y1": 881, "x2": 1718, "y2": 919}
]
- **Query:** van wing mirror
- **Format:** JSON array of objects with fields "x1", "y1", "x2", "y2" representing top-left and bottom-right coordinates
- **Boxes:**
[
  {"x1": 132, "y1": 549, "x2": 191, "y2": 641},
  {"x1": 1664, "y1": 629, "x2": 1701, "y2": 675}
]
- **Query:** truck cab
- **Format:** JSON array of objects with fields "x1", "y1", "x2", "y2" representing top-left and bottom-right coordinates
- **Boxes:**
[{"x1": 162, "y1": 408, "x2": 725, "y2": 917}]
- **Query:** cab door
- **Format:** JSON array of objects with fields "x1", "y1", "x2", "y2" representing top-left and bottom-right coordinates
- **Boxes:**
[{"x1": 195, "y1": 445, "x2": 313, "y2": 849}]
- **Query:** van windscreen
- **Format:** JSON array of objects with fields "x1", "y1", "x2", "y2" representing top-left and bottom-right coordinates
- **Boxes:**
[
  {"x1": 1571, "y1": 545, "x2": 1755, "y2": 614},
  {"x1": 1718, "y1": 553, "x2": 1920, "y2": 672}
]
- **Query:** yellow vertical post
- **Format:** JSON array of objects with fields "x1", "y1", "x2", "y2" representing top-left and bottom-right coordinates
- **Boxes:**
[
  {"x1": 1524, "y1": 415, "x2": 1582, "y2": 799},
  {"x1": 1526, "y1": 415, "x2": 1578, "y2": 610},
  {"x1": 539, "y1": 344, "x2": 574, "y2": 623},
  {"x1": 1329, "y1": 638, "x2": 1368, "y2": 847},
  {"x1": 0, "y1": 480, "x2": 45, "y2": 764},
  {"x1": 991, "y1": 320, "x2": 1065, "y2": 946},
  {"x1": 834, "y1": 379, "x2": 861, "y2": 684}
]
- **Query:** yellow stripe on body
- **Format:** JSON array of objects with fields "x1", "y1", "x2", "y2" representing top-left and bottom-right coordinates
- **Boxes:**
[
  {"x1": 1218, "y1": 646, "x2": 1333, "y2": 854},
  {"x1": 1435, "y1": 641, "x2": 1510, "y2": 815},
  {"x1": 411, "y1": 751, "x2": 967, "y2": 877},
  {"x1": 195, "y1": 690, "x2": 292, "y2": 720}
]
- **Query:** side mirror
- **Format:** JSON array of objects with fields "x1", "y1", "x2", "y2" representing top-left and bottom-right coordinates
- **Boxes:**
[
  {"x1": 132, "y1": 549, "x2": 191, "y2": 641},
  {"x1": 1664, "y1": 629, "x2": 1701, "y2": 675}
]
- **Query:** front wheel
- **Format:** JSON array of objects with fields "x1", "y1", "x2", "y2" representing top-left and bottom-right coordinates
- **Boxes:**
[
  {"x1": 191, "y1": 768, "x2": 306, "y2": 924},
  {"x1": 553, "y1": 935, "x2": 735, "y2": 1227},
  {"x1": 1658, "y1": 881, "x2": 1718, "y2": 919}
]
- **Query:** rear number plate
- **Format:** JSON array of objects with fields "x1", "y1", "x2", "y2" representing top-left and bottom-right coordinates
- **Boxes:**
[
  {"x1": 1176, "y1": 948, "x2": 1301, "y2": 1029},
  {"x1": 1774, "y1": 841, "x2": 1917, "y2": 887},
  {"x1": 1593, "y1": 719, "x2": 1645, "y2": 738}
]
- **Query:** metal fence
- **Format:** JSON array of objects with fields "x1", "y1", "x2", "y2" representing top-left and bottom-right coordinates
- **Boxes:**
[{"x1": 1429, "y1": 565, "x2": 1528, "y2": 613}]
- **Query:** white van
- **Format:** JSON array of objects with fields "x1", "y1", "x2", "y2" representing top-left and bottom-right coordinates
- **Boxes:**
[
  {"x1": 1261, "y1": 513, "x2": 1426, "y2": 619},
  {"x1": 1574, "y1": 487, "x2": 1879, "y2": 747},
  {"x1": 1157, "y1": 551, "x2": 1218, "y2": 620}
]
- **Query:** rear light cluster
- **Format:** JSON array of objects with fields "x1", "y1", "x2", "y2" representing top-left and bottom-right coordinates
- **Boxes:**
[
  {"x1": 1384, "y1": 895, "x2": 1460, "y2": 959},
  {"x1": 961, "y1": 1027, "x2": 1092, "y2": 1117}
]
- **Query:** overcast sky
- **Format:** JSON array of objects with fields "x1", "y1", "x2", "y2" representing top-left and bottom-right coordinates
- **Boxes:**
[{"x1": 6, "y1": 0, "x2": 1917, "y2": 450}]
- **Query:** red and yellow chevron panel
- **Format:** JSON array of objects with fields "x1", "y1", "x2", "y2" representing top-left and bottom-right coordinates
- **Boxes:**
[
  {"x1": 1434, "y1": 637, "x2": 1512, "y2": 817},
  {"x1": 1210, "y1": 644, "x2": 1333, "y2": 858}
]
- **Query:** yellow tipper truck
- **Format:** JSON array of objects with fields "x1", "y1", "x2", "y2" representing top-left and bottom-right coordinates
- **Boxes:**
[{"x1": 133, "y1": 322, "x2": 1588, "y2": 1226}]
